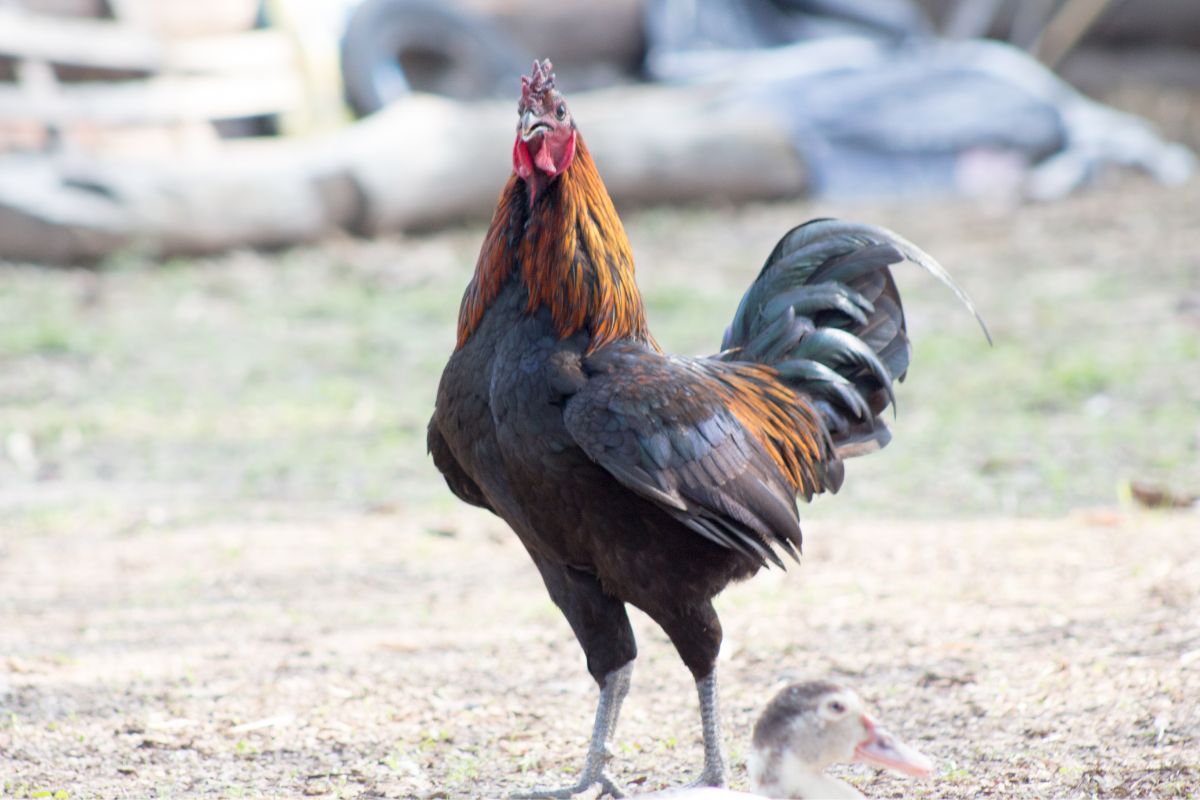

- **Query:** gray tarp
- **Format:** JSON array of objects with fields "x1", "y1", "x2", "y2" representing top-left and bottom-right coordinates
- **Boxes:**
[{"x1": 645, "y1": 0, "x2": 1194, "y2": 198}]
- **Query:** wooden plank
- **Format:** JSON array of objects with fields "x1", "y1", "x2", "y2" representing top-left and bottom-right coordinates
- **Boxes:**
[
  {"x1": 116, "y1": 0, "x2": 259, "y2": 39},
  {"x1": 0, "y1": 73, "x2": 305, "y2": 124},
  {"x1": 165, "y1": 30, "x2": 296, "y2": 75},
  {"x1": 0, "y1": 9, "x2": 163, "y2": 72},
  {"x1": 21, "y1": 0, "x2": 107, "y2": 16},
  {"x1": 0, "y1": 10, "x2": 290, "y2": 75}
]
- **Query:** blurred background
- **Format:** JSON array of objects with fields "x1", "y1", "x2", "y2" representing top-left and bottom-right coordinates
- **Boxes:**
[
  {"x1": 2, "y1": 3, "x2": 1199, "y2": 799},
  {"x1": 1, "y1": 0, "x2": 1198, "y2": 533}
]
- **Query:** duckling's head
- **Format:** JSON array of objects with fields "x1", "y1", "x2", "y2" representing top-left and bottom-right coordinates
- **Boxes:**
[{"x1": 748, "y1": 680, "x2": 932, "y2": 796}]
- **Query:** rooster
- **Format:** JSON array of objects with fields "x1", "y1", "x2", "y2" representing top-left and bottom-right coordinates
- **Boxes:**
[{"x1": 428, "y1": 60, "x2": 984, "y2": 798}]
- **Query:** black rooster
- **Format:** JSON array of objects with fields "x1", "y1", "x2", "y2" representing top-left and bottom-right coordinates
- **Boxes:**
[{"x1": 428, "y1": 60, "x2": 985, "y2": 797}]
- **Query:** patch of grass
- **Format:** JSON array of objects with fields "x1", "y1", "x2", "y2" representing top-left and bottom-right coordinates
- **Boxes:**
[
  {"x1": 943, "y1": 764, "x2": 974, "y2": 782},
  {"x1": 445, "y1": 750, "x2": 482, "y2": 783},
  {"x1": 234, "y1": 738, "x2": 259, "y2": 756},
  {"x1": 3, "y1": 180, "x2": 1198, "y2": 531}
]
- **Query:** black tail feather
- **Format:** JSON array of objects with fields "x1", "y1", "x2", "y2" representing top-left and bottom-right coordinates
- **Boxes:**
[{"x1": 722, "y1": 218, "x2": 986, "y2": 459}]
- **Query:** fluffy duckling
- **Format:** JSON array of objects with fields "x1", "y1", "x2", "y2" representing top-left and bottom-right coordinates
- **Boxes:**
[{"x1": 644, "y1": 680, "x2": 932, "y2": 799}]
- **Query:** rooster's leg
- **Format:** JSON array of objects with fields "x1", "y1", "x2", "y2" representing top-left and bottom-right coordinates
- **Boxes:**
[
  {"x1": 654, "y1": 601, "x2": 727, "y2": 789},
  {"x1": 686, "y1": 670, "x2": 727, "y2": 788},
  {"x1": 512, "y1": 661, "x2": 633, "y2": 799},
  {"x1": 515, "y1": 557, "x2": 637, "y2": 798}
]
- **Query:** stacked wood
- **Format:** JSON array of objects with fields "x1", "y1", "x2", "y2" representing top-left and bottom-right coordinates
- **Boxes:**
[
  {"x1": 0, "y1": 1, "x2": 812, "y2": 263},
  {"x1": 0, "y1": 0, "x2": 307, "y2": 155}
]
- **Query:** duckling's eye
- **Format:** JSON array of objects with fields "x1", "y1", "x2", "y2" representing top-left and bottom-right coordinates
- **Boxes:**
[
  {"x1": 556, "y1": 103, "x2": 566, "y2": 120},
  {"x1": 828, "y1": 700, "x2": 846, "y2": 714}
]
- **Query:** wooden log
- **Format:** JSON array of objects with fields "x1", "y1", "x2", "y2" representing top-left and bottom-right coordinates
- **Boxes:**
[
  {"x1": 576, "y1": 86, "x2": 806, "y2": 206},
  {"x1": 342, "y1": 87, "x2": 806, "y2": 234},
  {"x1": 0, "y1": 72, "x2": 305, "y2": 124},
  {"x1": 0, "y1": 157, "x2": 130, "y2": 263},
  {"x1": 0, "y1": 143, "x2": 343, "y2": 262},
  {"x1": 0, "y1": 85, "x2": 808, "y2": 263}
]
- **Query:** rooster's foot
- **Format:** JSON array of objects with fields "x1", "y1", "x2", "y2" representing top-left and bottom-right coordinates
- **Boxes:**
[
  {"x1": 510, "y1": 770, "x2": 625, "y2": 799},
  {"x1": 512, "y1": 664, "x2": 632, "y2": 798},
  {"x1": 683, "y1": 764, "x2": 727, "y2": 790}
]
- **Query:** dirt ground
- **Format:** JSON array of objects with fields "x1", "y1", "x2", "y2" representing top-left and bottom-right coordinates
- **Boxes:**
[
  {"x1": 2, "y1": 508, "x2": 1198, "y2": 799},
  {"x1": 4, "y1": 76, "x2": 1200, "y2": 800}
]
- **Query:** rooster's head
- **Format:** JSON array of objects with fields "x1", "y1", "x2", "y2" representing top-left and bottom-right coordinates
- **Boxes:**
[{"x1": 513, "y1": 59, "x2": 576, "y2": 203}]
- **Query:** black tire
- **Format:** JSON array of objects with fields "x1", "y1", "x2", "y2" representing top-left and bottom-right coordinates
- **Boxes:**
[{"x1": 340, "y1": 0, "x2": 529, "y2": 116}]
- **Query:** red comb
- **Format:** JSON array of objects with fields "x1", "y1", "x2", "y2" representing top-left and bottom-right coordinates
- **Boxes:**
[{"x1": 520, "y1": 59, "x2": 556, "y2": 107}]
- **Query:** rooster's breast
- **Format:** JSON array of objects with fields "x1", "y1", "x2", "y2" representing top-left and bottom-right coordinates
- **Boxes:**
[{"x1": 435, "y1": 291, "x2": 755, "y2": 608}]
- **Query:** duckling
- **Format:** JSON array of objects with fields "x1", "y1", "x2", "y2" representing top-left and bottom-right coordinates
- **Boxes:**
[{"x1": 643, "y1": 680, "x2": 932, "y2": 799}]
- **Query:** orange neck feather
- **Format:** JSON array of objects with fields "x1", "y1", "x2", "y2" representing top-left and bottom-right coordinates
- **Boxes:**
[{"x1": 456, "y1": 137, "x2": 656, "y2": 354}]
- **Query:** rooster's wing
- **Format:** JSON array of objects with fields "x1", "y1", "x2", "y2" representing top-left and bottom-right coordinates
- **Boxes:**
[{"x1": 563, "y1": 342, "x2": 834, "y2": 568}]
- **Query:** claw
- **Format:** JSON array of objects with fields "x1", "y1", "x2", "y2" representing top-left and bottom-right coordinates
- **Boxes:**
[
  {"x1": 510, "y1": 771, "x2": 626, "y2": 799},
  {"x1": 683, "y1": 766, "x2": 727, "y2": 790},
  {"x1": 512, "y1": 664, "x2": 633, "y2": 800}
]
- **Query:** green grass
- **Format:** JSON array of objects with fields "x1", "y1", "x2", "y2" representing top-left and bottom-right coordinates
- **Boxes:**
[{"x1": 2, "y1": 183, "x2": 1198, "y2": 535}]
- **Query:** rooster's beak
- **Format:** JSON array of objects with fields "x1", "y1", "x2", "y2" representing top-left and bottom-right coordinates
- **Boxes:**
[{"x1": 520, "y1": 110, "x2": 551, "y2": 141}]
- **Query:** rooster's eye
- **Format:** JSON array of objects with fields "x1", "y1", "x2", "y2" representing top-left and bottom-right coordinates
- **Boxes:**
[
  {"x1": 556, "y1": 103, "x2": 566, "y2": 120},
  {"x1": 828, "y1": 700, "x2": 846, "y2": 714}
]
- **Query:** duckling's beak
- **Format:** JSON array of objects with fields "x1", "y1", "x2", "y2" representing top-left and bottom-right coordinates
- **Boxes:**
[{"x1": 853, "y1": 715, "x2": 933, "y2": 778}]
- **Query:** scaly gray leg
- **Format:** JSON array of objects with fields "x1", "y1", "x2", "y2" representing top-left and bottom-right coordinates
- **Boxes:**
[
  {"x1": 686, "y1": 670, "x2": 727, "y2": 788},
  {"x1": 512, "y1": 661, "x2": 633, "y2": 799}
]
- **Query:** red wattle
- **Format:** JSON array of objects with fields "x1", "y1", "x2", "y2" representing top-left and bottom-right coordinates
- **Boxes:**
[
  {"x1": 534, "y1": 140, "x2": 558, "y2": 174},
  {"x1": 513, "y1": 139, "x2": 534, "y2": 179},
  {"x1": 512, "y1": 130, "x2": 577, "y2": 204},
  {"x1": 551, "y1": 131, "x2": 577, "y2": 177}
]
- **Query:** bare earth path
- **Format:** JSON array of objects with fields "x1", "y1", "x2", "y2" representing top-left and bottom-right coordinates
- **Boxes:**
[{"x1": 2, "y1": 510, "x2": 1196, "y2": 799}]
